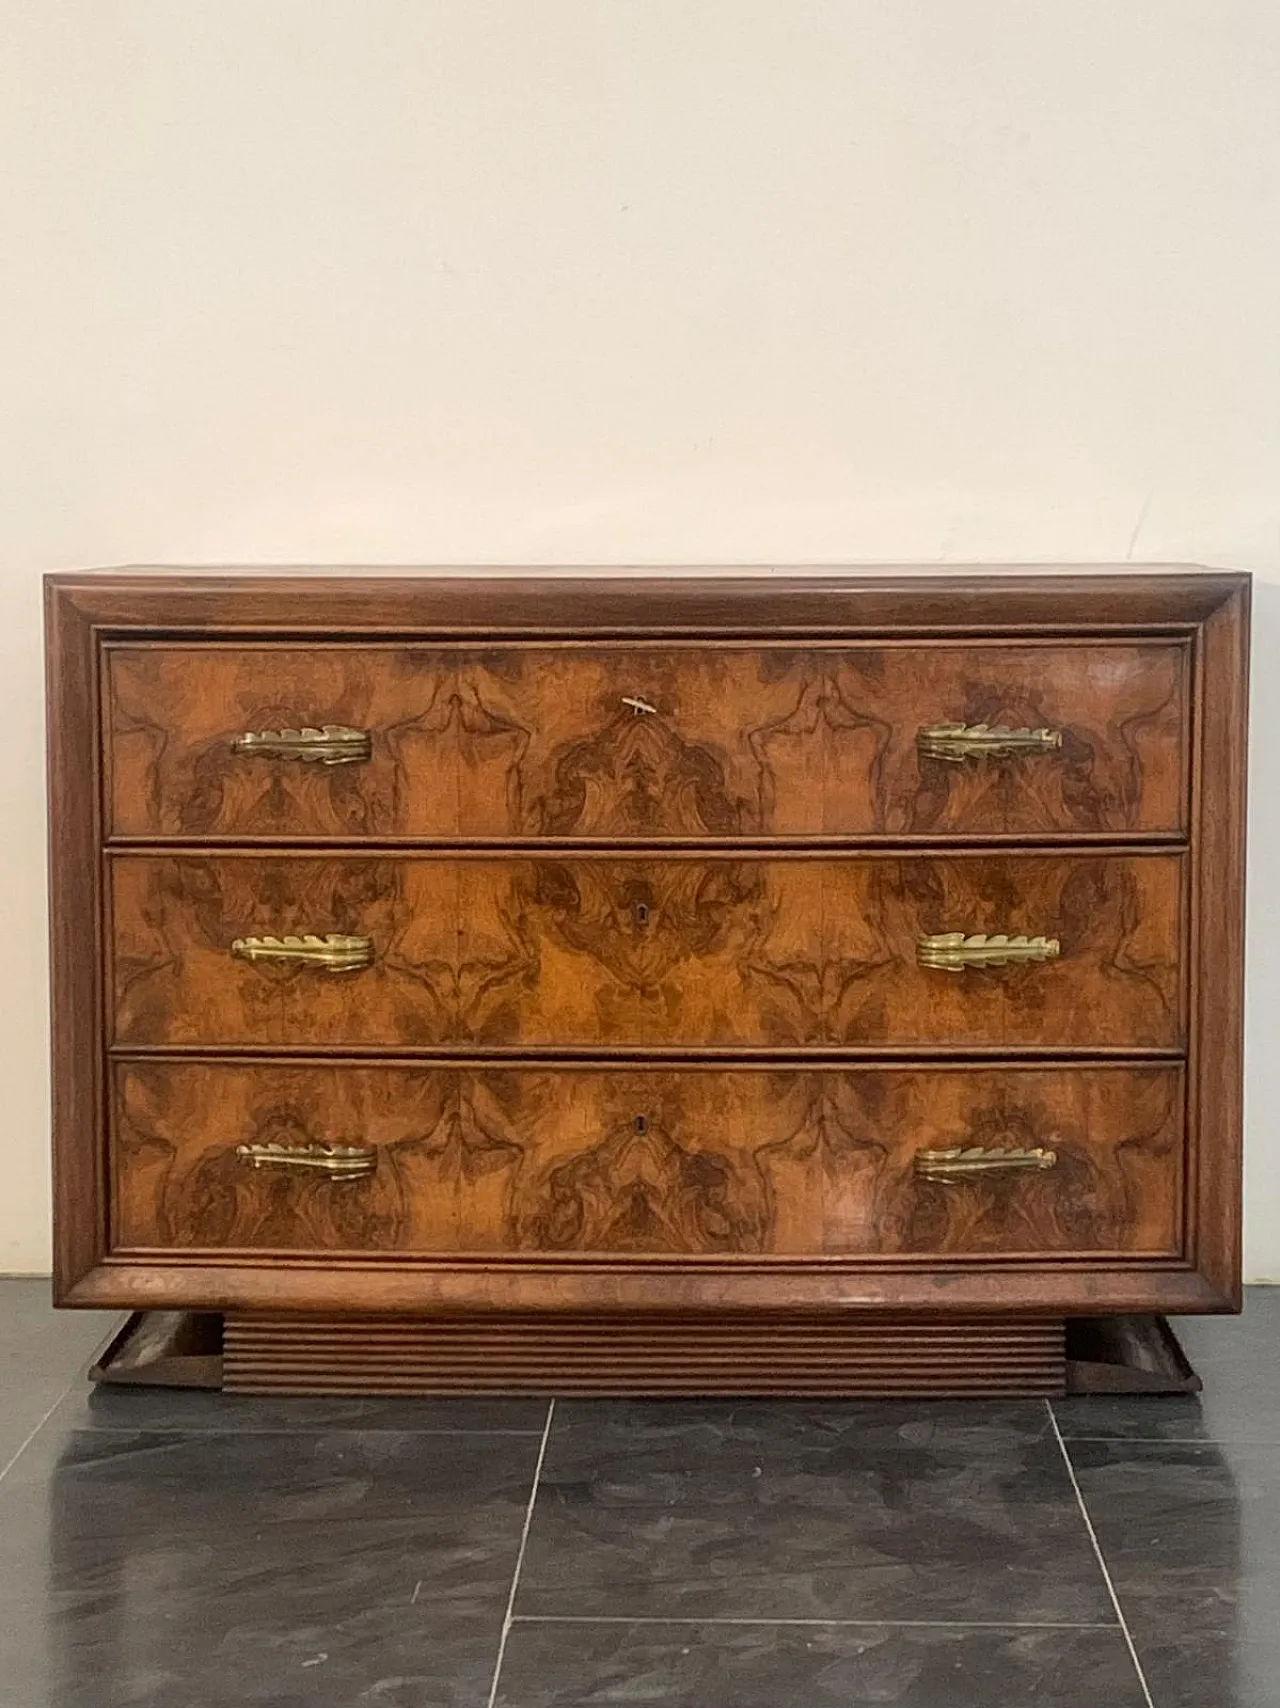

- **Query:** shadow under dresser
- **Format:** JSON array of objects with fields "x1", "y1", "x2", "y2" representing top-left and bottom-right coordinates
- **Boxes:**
[{"x1": 45, "y1": 569, "x2": 1249, "y2": 1396}]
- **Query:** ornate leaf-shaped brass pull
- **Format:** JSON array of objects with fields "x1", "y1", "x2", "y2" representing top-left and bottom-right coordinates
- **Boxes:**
[
  {"x1": 917, "y1": 932, "x2": 1060, "y2": 972},
  {"x1": 230, "y1": 934, "x2": 374, "y2": 973},
  {"x1": 917, "y1": 722, "x2": 1062, "y2": 764},
  {"x1": 236, "y1": 1142, "x2": 376, "y2": 1179},
  {"x1": 915, "y1": 1145, "x2": 1058, "y2": 1181},
  {"x1": 231, "y1": 725, "x2": 371, "y2": 765}
]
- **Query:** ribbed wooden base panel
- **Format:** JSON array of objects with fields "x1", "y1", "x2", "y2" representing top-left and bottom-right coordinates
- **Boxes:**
[{"x1": 222, "y1": 1312, "x2": 1068, "y2": 1397}]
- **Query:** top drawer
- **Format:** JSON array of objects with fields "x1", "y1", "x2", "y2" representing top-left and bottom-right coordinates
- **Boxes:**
[{"x1": 105, "y1": 642, "x2": 1189, "y2": 840}]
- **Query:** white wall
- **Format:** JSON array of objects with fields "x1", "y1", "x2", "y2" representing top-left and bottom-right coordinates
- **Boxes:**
[{"x1": 2, "y1": 1, "x2": 1277, "y2": 1278}]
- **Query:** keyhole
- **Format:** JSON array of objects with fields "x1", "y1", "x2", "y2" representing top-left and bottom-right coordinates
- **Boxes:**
[
  {"x1": 634, "y1": 1114, "x2": 648, "y2": 1135},
  {"x1": 634, "y1": 901, "x2": 650, "y2": 927}
]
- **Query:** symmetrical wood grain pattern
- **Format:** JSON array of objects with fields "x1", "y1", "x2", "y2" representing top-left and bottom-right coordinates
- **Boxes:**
[
  {"x1": 110, "y1": 851, "x2": 1184, "y2": 1050},
  {"x1": 105, "y1": 640, "x2": 1188, "y2": 839},
  {"x1": 820, "y1": 851, "x2": 1182, "y2": 1050},
  {"x1": 221, "y1": 1312, "x2": 1069, "y2": 1397},
  {"x1": 111, "y1": 1061, "x2": 1183, "y2": 1260},
  {"x1": 46, "y1": 570, "x2": 1249, "y2": 1345},
  {"x1": 111, "y1": 856, "x2": 458, "y2": 1048}
]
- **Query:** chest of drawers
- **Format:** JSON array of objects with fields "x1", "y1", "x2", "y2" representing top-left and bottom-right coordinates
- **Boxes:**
[{"x1": 46, "y1": 570, "x2": 1249, "y2": 1395}]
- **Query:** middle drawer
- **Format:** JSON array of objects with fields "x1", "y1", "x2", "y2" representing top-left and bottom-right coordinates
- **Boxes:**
[{"x1": 110, "y1": 853, "x2": 1185, "y2": 1051}]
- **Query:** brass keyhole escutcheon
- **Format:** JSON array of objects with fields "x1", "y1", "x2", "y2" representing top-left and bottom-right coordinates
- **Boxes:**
[
  {"x1": 634, "y1": 901, "x2": 650, "y2": 927},
  {"x1": 634, "y1": 1114, "x2": 648, "y2": 1135}
]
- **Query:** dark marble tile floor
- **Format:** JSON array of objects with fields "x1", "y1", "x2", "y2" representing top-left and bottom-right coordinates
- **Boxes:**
[
  {"x1": 0, "y1": 1282, "x2": 1275, "y2": 1707},
  {"x1": 516, "y1": 1398, "x2": 1112, "y2": 1625}
]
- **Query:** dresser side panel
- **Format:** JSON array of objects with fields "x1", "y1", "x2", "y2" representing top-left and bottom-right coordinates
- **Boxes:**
[
  {"x1": 46, "y1": 584, "x2": 107, "y2": 1297},
  {"x1": 1187, "y1": 581, "x2": 1249, "y2": 1308}
]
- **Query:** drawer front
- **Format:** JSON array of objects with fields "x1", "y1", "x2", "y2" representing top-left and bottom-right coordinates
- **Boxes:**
[
  {"x1": 111, "y1": 1061, "x2": 1184, "y2": 1260},
  {"x1": 110, "y1": 852, "x2": 1184, "y2": 1050},
  {"x1": 106, "y1": 642, "x2": 1188, "y2": 839}
]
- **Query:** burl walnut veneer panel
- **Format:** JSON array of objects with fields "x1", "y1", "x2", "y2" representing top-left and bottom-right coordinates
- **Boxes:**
[
  {"x1": 106, "y1": 641, "x2": 1188, "y2": 839},
  {"x1": 111, "y1": 1061, "x2": 1183, "y2": 1261},
  {"x1": 110, "y1": 851, "x2": 1184, "y2": 1051}
]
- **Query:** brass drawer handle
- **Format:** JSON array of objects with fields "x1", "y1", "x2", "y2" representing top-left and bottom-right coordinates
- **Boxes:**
[
  {"x1": 231, "y1": 934, "x2": 374, "y2": 973},
  {"x1": 918, "y1": 722, "x2": 1062, "y2": 764},
  {"x1": 621, "y1": 696, "x2": 659, "y2": 716},
  {"x1": 236, "y1": 1142, "x2": 376, "y2": 1179},
  {"x1": 916, "y1": 1145, "x2": 1058, "y2": 1181},
  {"x1": 917, "y1": 932, "x2": 1060, "y2": 972},
  {"x1": 231, "y1": 725, "x2": 371, "y2": 765}
]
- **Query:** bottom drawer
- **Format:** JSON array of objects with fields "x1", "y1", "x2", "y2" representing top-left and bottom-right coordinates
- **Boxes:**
[{"x1": 111, "y1": 1061, "x2": 1184, "y2": 1262}]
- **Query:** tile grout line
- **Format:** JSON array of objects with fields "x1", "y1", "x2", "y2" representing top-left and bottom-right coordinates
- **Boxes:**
[
  {"x1": 1047, "y1": 1401, "x2": 1156, "y2": 1708},
  {"x1": 43, "y1": 1423, "x2": 548, "y2": 1440},
  {"x1": 1055, "y1": 1433, "x2": 1280, "y2": 1447},
  {"x1": 0, "y1": 1319, "x2": 113, "y2": 1485},
  {"x1": 486, "y1": 1396, "x2": 555, "y2": 1708},
  {"x1": 0, "y1": 1377, "x2": 84, "y2": 1488},
  {"x1": 510, "y1": 1615, "x2": 1121, "y2": 1631}
]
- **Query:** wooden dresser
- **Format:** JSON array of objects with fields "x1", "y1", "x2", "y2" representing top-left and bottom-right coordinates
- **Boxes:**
[{"x1": 46, "y1": 570, "x2": 1249, "y2": 1396}]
